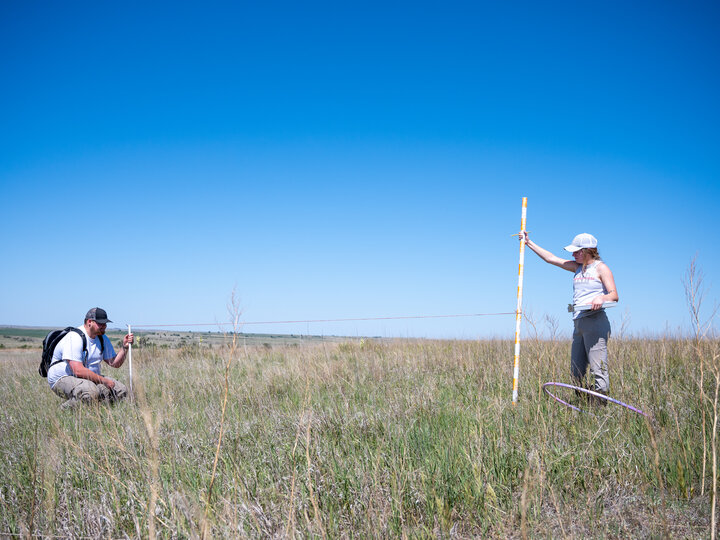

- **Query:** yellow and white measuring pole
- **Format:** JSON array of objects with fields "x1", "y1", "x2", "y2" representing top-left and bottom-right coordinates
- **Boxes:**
[
  {"x1": 512, "y1": 197, "x2": 527, "y2": 404},
  {"x1": 127, "y1": 324, "x2": 133, "y2": 397}
]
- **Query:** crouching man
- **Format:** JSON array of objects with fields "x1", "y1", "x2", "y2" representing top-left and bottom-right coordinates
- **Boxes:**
[{"x1": 47, "y1": 307, "x2": 134, "y2": 409}]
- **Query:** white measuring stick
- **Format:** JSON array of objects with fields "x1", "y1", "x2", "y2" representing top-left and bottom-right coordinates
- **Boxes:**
[
  {"x1": 127, "y1": 324, "x2": 133, "y2": 396},
  {"x1": 569, "y1": 301, "x2": 618, "y2": 312}
]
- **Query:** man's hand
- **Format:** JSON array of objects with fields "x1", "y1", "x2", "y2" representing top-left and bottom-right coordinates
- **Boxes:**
[{"x1": 123, "y1": 333, "x2": 134, "y2": 349}]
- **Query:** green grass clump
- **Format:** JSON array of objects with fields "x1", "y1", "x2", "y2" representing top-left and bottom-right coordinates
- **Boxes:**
[{"x1": 0, "y1": 337, "x2": 712, "y2": 538}]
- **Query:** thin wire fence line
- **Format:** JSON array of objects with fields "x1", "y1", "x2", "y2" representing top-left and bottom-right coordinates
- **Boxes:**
[{"x1": 129, "y1": 311, "x2": 517, "y2": 329}]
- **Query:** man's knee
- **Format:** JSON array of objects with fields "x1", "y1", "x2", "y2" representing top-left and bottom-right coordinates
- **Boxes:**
[
  {"x1": 100, "y1": 379, "x2": 127, "y2": 401},
  {"x1": 112, "y1": 381, "x2": 128, "y2": 400},
  {"x1": 75, "y1": 380, "x2": 101, "y2": 403},
  {"x1": 54, "y1": 377, "x2": 100, "y2": 402}
]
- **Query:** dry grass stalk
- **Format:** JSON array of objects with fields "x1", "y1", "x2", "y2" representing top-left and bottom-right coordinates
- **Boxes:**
[
  {"x1": 201, "y1": 291, "x2": 243, "y2": 540},
  {"x1": 712, "y1": 352, "x2": 720, "y2": 540},
  {"x1": 305, "y1": 413, "x2": 327, "y2": 539},
  {"x1": 685, "y1": 258, "x2": 711, "y2": 496},
  {"x1": 684, "y1": 258, "x2": 719, "y2": 539},
  {"x1": 136, "y1": 380, "x2": 161, "y2": 540}
]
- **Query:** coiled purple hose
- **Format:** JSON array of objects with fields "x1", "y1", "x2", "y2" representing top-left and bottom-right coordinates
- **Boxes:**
[{"x1": 542, "y1": 382, "x2": 649, "y2": 417}]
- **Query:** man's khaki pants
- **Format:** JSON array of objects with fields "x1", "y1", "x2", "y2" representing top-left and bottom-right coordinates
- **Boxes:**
[{"x1": 52, "y1": 376, "x2": 127, "y2": 408}]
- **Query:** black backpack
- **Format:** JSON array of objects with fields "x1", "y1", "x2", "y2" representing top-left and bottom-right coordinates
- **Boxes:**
[{"x1": 39, "y1": 327, "x2": 104, "y2": 377}]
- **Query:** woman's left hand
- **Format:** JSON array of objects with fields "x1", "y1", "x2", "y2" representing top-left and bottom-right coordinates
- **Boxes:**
[{"x1": 590, "y1": 296, "x2": 605, "y2": 310}]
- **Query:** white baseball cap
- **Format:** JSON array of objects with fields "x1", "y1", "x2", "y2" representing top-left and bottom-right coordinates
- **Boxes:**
[{"x1": 564, "y1": 233, "x2": 597, "y2": 252}]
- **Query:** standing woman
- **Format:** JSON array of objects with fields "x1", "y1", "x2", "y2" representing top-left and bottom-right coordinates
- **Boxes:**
[{"x1": 522, "y1": 232, "x2": 619, "y2": 396}]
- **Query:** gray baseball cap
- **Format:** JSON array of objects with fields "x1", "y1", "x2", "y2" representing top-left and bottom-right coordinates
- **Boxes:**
[{"x1": 85, "y1": 307, "x2": 113, "y2": 324}]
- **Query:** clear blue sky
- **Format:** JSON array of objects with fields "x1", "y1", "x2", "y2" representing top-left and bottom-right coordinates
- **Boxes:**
[{"x1": 1, "y1": 1, "x2": 718, "y2": 338}]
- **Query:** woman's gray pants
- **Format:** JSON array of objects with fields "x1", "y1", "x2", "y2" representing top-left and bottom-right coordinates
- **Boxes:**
[{"x1": 571, "y1": 310, "x2": 611, "y2": 393}]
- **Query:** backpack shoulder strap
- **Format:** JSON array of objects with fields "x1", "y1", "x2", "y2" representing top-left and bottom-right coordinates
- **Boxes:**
[
  {"x1": 67, "y1": 327, "x2": 88, "y2": 366},
  {"x1": 68, "y1": 327, "x2": 87, "y2": 350}
]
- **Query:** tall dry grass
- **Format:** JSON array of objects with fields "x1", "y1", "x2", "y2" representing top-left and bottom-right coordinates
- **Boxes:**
[{"x1": 0, "y1": 331, "x2": 714, "y2": 538}]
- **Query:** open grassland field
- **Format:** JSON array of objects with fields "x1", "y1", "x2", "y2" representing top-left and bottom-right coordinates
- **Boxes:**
[
  {"x1": 0, "y1": 327, "x2": 350, "y2": 351},
  {"x1": 0, "y1": 336, "x2": 714, "y2": 538}
]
